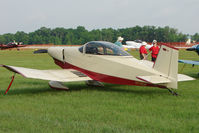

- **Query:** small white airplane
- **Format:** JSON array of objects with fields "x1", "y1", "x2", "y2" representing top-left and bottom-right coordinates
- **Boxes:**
[
  {"x1": 123, "y1": 40, "x2": 152, "y2": 49},
  {"x1": 185, "y1": 38, "x2": 191, "y2": 45},
  {"x1": 0, "y1": 41, "x2": 194, "y2": 95}
]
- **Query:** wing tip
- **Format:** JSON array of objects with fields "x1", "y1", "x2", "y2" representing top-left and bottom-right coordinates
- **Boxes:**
[{"x1": 0, "y1": 65, "x2": 25, "y2": 76}]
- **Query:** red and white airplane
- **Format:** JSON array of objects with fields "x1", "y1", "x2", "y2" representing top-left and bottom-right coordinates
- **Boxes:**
[
  {"x1": 0, "y1": 41, "x2": 25, "y2": 50},
  {"x1": 0, "y1": 41, "x2": 194, "y2": 95}
]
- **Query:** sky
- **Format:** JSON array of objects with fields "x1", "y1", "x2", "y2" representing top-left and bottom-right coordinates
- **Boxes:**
[{"x1": 0, "y1": 0, "x2": 198, "y2": 35}]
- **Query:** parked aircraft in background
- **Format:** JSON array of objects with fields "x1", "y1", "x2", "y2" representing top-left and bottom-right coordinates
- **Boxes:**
[
  {"x1": 179, "y1": 44, "x2": 199, "y2": 66},
  {"x1": 185, "y1": 38, "x2": 191, "y2": 45},
  {"x1": 1, "y1": 41, "x2": 194, "y2": 95},
  {"x1": 179, "y1": 44, "x2": 199, "y2": 75},
  {"x1": 186, "y1": 44, "x2": 199, "y2": 55},
  {"x1": 0, "y1": 41, "x2": 25, "y2": 50},
  {"x1": 123, "y1": 40, "x2": 152, "y2": 49}
]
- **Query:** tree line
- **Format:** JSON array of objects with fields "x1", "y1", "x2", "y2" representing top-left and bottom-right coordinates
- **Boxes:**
[{"x1": 0, "y1": 26, "x2": 198, "y2": 45}]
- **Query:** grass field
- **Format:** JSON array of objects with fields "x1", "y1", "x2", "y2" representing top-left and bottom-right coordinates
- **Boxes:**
[{"x1": 0, "y1": 49, "x2": 199, "y2": 133}]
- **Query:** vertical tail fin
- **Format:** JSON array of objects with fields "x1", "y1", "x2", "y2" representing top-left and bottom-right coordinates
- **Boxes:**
[{"x1": 153, "y1": 45, "x2": 179, "y2": 89}]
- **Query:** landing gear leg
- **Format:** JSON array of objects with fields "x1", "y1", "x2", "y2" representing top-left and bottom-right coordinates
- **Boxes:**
[{"x1": 167, "y1": 88, "x2": 178, "y2": 96}]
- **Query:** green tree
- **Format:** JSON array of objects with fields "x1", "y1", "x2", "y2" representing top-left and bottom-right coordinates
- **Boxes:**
[
  {"x1": 0, "y1": 35, "x2": 6, "y2": 44},
  {"x1": 0, "y1": 25, "x2": 195, "y2": 45},
  {"x1": 192, "y1": 33, "x2": 199, "y2": 42}
]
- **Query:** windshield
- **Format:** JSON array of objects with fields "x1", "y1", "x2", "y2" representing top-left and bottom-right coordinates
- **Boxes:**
[
  {"x1": 191, "y1": 44, "x2": 199, "y2": 48},
  {"x1": 79, "y1": 41, "x2": 130, "y2": 56}
]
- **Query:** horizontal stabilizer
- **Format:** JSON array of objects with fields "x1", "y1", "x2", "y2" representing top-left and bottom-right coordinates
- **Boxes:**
[
  {"x1": 137, "y1": 74, "x2": 194, "y2": 84},
  {"x1": 177, "y1": 74, "x2": 195, "y2": 82},
  {"x1": 136, "y1": 75, "x2": 171, "y2": 84},
  {"x1": 0, "y1": 65, "x2": 91, "y2": 82}
]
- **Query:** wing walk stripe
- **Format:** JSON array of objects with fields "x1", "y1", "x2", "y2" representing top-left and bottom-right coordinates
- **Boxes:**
[{"x1": 71, "y1": 71, "x2": 87, "y2": 77}]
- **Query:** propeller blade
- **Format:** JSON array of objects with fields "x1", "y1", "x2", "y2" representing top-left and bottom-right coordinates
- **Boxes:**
[{"x1": 33, "y1": 49, "x2": 48, "y2": 54}]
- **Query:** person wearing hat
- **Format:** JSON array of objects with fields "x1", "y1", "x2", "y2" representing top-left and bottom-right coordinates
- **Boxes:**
[
  {"x1": 114, "y1": 36, "x2": 124, "y2": 47},
  {"x1": 149, "y1": 40, "x2": 160, "y2": 62},
  {"x1": 139, "y1": 43, "x2": 148, "y2": 60}
]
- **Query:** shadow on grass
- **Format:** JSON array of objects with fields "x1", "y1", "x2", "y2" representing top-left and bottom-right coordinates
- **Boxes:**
[
  {"x1": 85, "y1": 84, "x2": 168, "y2": 95},
  {"x1": 186, "y1": 73, "x2": 199, "y2": 79},
  {"x1": 0, "y1": 87, "x2": 54, "y2": 96},
  {"x1": 179, "y1": 69, "x2": 199, "y2": 79},
  {"x1": 0, "y1": 82, "x2": 169, "y2": 96}
]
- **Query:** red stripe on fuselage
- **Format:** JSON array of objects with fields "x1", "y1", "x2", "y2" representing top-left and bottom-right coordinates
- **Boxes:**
[{"x1": 54, "y1": 58, "x2": 166, "y2": 88}]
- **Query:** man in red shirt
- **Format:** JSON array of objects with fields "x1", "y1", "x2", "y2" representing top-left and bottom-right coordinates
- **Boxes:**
[
  {"x1": 149, "y1": 40, "x2": 160, "y2": 62},
  {"x1": 139, "y1": 44, "x2": 148, "y2": 60}
]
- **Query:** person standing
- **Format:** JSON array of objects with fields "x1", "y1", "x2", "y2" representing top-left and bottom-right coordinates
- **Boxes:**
[
  {"x1": 114, "y1": 36, "x2": 124, "y2": 47},
  {"x1": 139, "y1": 43, "x2": 148, "y2": 60},
  {"x1": 149, "y1": 40, "x2": 160, "y2": 62}
]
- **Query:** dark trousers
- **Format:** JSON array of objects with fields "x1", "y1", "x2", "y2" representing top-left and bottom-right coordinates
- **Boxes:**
[
  {"x1": 152, "y1": 57, "x2": 156, "y2": 62},
  {"x1": 140, "y1": 53, "x2": 147, "y2": 60},
  {"x1": 140, "y1": 54, "x2": 144, "y2": 60}
]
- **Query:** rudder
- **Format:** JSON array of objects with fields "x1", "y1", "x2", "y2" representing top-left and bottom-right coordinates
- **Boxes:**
[{"x1": 153, "y1": 44, "x2": 179, "y2": 89}]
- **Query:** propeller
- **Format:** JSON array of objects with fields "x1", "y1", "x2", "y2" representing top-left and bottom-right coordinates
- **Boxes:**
[
  {"x1": 33, "y1": 49, "x2": 48, "y2": 54},
  {"x1": 186, "y1": 47, "x2": 195, "y2": 51},
  {"x1": 186, "y1": 44, "x2": 199, "y2": 55}
]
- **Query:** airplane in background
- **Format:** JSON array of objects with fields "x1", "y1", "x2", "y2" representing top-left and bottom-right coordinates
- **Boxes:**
[
  {"x1": 185, "y1": 38, "x2": 191, "y2": 45},
  {"x1": 0, "y1": 41, "x2": 25, "y2": 50},
  {"x1": 123, "y1": 40, "x2": 152, "y2": 49},
  {"x1": 186, "y1": 44, "x2": 199, "y2": 55},
  {"x1": 179, "y1": 44, "x2": 199, "y2": 75},
  {"x1": 0, "y1": 41, "x2": 194, "y2": 95},
  {"x1": 179, "y1": 44, "x2": 199, "y2": 66}
]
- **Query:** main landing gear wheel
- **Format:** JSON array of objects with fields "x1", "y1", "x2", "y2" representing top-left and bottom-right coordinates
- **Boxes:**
[
  {"x1": 85, "y1": 80, "x2": 104, "y2": 87},
  {"x1": 48, "y1": 81, "x2": 69, "y2": 90}
]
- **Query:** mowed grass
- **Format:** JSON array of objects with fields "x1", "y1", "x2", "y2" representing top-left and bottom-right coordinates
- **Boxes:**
[{"x1": 0, "y1": 49, "x2": 199, "y2": 133}]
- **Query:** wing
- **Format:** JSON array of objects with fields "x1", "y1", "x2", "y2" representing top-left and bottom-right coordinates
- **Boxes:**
[
  {"x1": 123, "y1": 43, "x2": 152, "y2": 49},
  {"x1": 0, "y1": 45, "x2": 9, "y2": 49},
  {"x1": 125, "y1": 41, "x2": 140, "y2": 49},
  {"x1": 178, "y1": 60, "x2": 199, "y2": 65},
  {"x1": 145, "y1": 44, "x2": 152, "y2": 49},
  {"x1": 0, "y1": 65, "x2": 91, "y2": 82},
  {"x1": 123, "y1": 45, "x2": 137, "y2": 49}
]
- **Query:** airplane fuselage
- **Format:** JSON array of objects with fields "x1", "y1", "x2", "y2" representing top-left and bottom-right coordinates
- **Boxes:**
[
  {"x1": 48, "y1": 46, "x2": 166, "y2": 88},
  {"x1": 0, "y1": 44, "x2": 25, "y2": 50}
]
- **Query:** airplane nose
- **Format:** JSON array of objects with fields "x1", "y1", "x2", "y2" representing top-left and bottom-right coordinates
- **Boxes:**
[
  {"x1": 186, "y1": 47, "x2": 195, "y2": 51},
  {"x1": 33, "y1": 49, "x2": 48, "y2": 54},
  {"x1": 48, "y1": 47, "x2": 64, "y2": 61},
  {"x1": 186, "y1": 44, "x2": 199, "y2": 51}
]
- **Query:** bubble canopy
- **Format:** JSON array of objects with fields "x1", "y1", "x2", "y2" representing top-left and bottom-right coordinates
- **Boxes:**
[{"x1": 79, "y1": 41, "x2": 130, "y2": 56}]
